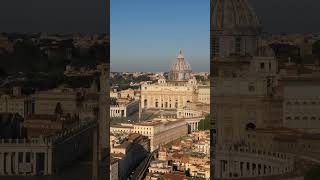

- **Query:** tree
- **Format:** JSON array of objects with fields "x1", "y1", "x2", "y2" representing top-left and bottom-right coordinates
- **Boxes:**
[
  {"x1": 195, "y1": 75, "x2": 205, "y2": 82},
  {"x1": 198, "y1": 114, "x2": 210, "y2": 131}
]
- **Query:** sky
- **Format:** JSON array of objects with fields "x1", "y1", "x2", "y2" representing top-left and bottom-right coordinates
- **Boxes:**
[
  {"x1": 110, "y1": 0, "x2": 210, "y2": 72},
  {"x1": 1, "y1": 0, "x2": 320, "y2": 71}
]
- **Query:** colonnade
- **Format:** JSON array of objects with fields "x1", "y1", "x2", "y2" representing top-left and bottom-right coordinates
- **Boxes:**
[
  {"x1": 217, "y1": 160, "x2": 288, "y2": 178},
  {"x1": 110, "y1": 107, "x2": 126, "y2": 117},
  {"x1": 0, "y1": 151, "x2": 52, "y2": 175},
  {"x1": 215, "y1": 147, "x2": 294, "y2": 179},
  {"x1": 189, "y1": 122, "x2": 199, "y2": 132}
]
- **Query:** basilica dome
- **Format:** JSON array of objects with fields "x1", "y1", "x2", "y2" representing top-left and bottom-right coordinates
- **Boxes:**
[
  {"x1": 211, "y1": 0, "x2": 261, "y2": 34},
  {"x1": 211, "y1": 0, "x2": 264, "y2": 57},
  {"x1": 169, "y1": 49, "x2": 192, "y2": 81}
]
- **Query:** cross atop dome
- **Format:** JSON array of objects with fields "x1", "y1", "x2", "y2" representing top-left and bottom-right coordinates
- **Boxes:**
[
  {"x1": 177, "y1": 49, "x2": 184, "y2": 59},
  {"x1": 169, "y1": 49, "x2": 192, "y2": 81}
]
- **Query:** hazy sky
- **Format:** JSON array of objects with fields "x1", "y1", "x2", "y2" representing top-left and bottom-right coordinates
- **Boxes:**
[{"x1": 111, "y1": 0, "x2": 210, "y2": 72}]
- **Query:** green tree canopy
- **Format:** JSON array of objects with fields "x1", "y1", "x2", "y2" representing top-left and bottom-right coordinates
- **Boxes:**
[{"x1": 198, "y1": 114, "x2": 210, "y2": 131}]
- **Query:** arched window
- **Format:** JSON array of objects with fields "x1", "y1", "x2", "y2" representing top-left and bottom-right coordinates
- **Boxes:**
[
  {"x1": 235, "y1": 37, "x2": 241, "y2": 55},
  {"x1": 246, "y1": 123, "x2": 256, "y2": 131},
  {"x1": 260, "y1": 62, "x2": 265, "y2": 70},
  {"x1": 144, "y1": 99, "x2": 147, "y2": 107}
]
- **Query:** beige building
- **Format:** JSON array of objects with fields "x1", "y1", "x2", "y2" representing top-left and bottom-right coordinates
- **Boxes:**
[
  {"x1": 280, "y1": 76, "x2": 320, "y2": 130},
  {"x1": 148, "y1": 160, "x2": 172, "y2": 174},
  {"x1": 197, "y1": 86, "x2": 210, "y2": 104},
  {"x1": 0, "y1": 87, "x2": 29, "y2": 118},
  {"x1": 0, "y1": 95, "x2": 26, "y2": 118},
  {"x1": 211, "y1": 0, "x2": 320, "y2": 179},
  {"x1": 111, "y1": 133, "x2": 150, "y2": 180},
  {"x1": 110, "y1": 99, "x2": 139, "y2": 118},
  {"x1": 212, "y1": 0, "x2": 281, "y2": 146},
  {"x1": 140, "y1": 50, "x2": 209, "y2": 111},
  {"x1": 111, "y1": 117, "x2": 188, "y2": 151},
  {"x1": 141, "y1": 77, "x2": 198, "y2": 110},
  {"x1": 32, "y1": 88, "x2": 78, "y2": 115}
]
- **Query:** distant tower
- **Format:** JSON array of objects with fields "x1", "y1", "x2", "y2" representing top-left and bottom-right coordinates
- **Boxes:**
[
  {"x1": 169, "y1": 49, "x2": 192, "y2": 81},
  {"x1": 158, "y1": 145, "x2": 167, "y2": 161}
]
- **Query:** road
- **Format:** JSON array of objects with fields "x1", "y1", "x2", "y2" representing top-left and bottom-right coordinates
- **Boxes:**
[{"x1": 131, "y1": 150, "x2": 158, "y2": 180}]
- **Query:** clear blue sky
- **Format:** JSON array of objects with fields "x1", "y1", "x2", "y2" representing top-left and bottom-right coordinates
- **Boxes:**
[{"x1": 111, "y1": 0, "x2": 209, "y2": 72}]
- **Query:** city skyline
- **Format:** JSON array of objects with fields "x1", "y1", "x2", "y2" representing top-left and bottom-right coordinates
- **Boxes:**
[{"x1": 110, "y1": 0, "x2": 210, "y2": 72}]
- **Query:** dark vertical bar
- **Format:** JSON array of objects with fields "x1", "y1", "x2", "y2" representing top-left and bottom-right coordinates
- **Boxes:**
[{"x1": 210, "y1": 1, "x2": 216, "y2": 179}]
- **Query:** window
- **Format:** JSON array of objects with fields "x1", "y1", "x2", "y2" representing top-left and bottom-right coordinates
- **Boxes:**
[
  {"x1": 144, "y1": 99, "x2": 147, "y2": 107},
  {"x1": 235, "y1": 37, "x2": 241, "y2": 55},
  {"x1": 269, "y1": 62, "x2": 271, "y2": 70},
  {"x1": 260, "y1": 63, "x2": 265, "y2": 70},
  {"x1": 248, "y1": 83, "x2": 255, "y2": 92}
]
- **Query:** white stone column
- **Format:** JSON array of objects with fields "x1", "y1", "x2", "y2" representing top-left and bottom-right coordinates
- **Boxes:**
[
  {"x1": 222, "y1": 161, "x2": 226, "y2": 177},
  {"x1": 33, "y1": 152, "x2": 37, "y2": 175},
  {"x1": 269, "y1": 166, "x2": 272, "y2": 175},
  {"x1": 226, "y1": 161, "x2": 230, "y2": 178},
  {"x1": 14, "y1": 152, "x2": 19, "y2": 175},
  {"x1": 0, "y1": 153, "x2": 4, "y2": 174},
  {"x1": 6, "y1": 152, "x2": 12, "y2": 175},
  {"x1": 44, "y1": 152, "x2": 48, "y2": 175},
  {"x1": 47, "y1": 149, "x2": 52, "y2": 175},
  {"x1": 239, "y1": 162, "x2": 242, "y2": 177},
  {"x1": 242, "y1": 162, "x2": 248, "y2": 177},
  {"x1": 23, "y1": 152, "x2": 27, "y2": 175}
]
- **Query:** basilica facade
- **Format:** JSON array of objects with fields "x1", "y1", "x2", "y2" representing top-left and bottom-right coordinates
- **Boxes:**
[{"x1": 140, "y1": 50, "x2": 209, "y2": 111}]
